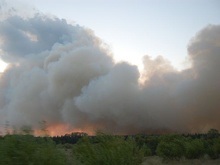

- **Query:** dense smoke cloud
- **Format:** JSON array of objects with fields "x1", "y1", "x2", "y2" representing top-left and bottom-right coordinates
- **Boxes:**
[{"x1": 0, "y1": 6, "x2": 220, "y2": 135}]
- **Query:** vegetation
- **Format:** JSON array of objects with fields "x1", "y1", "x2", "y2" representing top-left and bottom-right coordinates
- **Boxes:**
[
  {"x1": 184, "y1": 138, "x2": 205, "y2": 159},
  {"x1": 156, "y1": 135, "x2": 185, "y2": 160},
  {"x1": 0, "y1": 128, "x2": 220, "y2": 164},
  {"x1": 73, "y1": 132, "x2": 145, "y2": 165},
  {"x1": 0, "y1": 134, "x2": 67, "y2": 165}
]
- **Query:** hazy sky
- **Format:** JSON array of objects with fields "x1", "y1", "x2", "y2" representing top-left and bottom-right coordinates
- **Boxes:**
[{"x1": 0, "y1": 0, "x2": 220, "y2": 71}]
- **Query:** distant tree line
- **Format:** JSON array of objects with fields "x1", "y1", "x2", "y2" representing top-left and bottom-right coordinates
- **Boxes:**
[
  {"x1": 52, "y1": 132, "x2": 88, "y2": 144},
  {"x1": 0, "y1": 128, "x2": 220, "y2": 164},
  {"x1": 52, "y1": 129, "x2": 220, "y2": 161}
]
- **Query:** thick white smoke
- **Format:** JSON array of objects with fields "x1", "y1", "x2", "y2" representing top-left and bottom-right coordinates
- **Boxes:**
[{"x1": 0, "y1": 5, "x2": 220, "y2": 135}]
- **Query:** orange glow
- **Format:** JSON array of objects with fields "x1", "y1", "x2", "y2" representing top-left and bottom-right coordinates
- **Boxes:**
[{"x1": 34, "y1": 123, "x2": 96, "y2": 136}]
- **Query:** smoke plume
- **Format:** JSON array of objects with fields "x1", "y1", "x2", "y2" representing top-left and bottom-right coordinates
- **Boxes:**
[{"x1": 0, "y1": 6, "x2": 220, "y2": 135}]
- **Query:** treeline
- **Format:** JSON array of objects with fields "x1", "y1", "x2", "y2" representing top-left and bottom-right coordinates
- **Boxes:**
[
  {"x1": 52, "y1": 132, "x2": 88, "y2": 144},
  {"x1": 0, "y1": 134, "x2": 67, "y2": 165},
  {"x1": 0, "y1": 129, "x2": 220, "y2": 165},
  {"x1": 52, "y1": 129, "x2": 220, "y2": 145}
]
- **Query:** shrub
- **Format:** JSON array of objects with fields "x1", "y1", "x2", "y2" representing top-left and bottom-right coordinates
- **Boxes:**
[
  {"x1": 133, "y1": 134, "x2": 152, "y2": 156},
  {"x1": 206, "y1": 138, "x2": 220, "y2": 159},
  {"x1": 145, "y1": 136, "x2": 160, "y2": 155},
  {"x1": 0, "y1": 135, "x2": 67, "y2": 165},
  {"x1": 73, "y1": 133, "x2": 145, "y2": 165},
  {"x1": 142, "y1": 144, "x2": 152, "y2": 156},
  {"x1": 156, "y1": 135, "x2": 185, "y2": 160},
  {"x1": 184, "y1": 139, "x2": 205, "y2": 159}
]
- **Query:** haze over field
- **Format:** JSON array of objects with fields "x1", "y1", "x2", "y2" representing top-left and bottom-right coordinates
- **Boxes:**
[{"x1": 0, "y1": 1, "x2": 220, "y2": 135}]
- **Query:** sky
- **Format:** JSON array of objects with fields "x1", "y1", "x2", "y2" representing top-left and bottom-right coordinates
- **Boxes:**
[
  {"x1": 0, "y1": 0, "x2": 220, "y2": 135},
  {"x1": 1, "y1": 0, "x2": 220, "y2": 71}
]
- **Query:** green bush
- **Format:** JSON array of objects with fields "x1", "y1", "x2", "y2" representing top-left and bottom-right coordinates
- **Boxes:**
[
  {"x1": 156, "y1": 135, "x2": 185, "y2": 160},
  {"x1": 133, "y1": 134, "x2": 152, "y2": 156},
  {"x1": 73, "y1": 133, "x2": 145, "y2": 165},
  {"x1": 206, "y1": 138, "x2": 220, "y2": 159},
  {"x1": 184, "y1": 139, "x2": 205, "y2": 159},
  {"x1": 145, "y1": 136, "x2": 160, "y2": 155},
  {"x1": 142, "y1": 144, "x2": 152, "y2": 156},
  {"x1": 0, "y1": 135, "x2": 67, "y2": 165}
]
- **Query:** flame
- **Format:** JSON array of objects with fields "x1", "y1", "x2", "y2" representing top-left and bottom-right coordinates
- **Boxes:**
[{"x1": 34, "y1": 123, "x2": 96, "y2": 136}]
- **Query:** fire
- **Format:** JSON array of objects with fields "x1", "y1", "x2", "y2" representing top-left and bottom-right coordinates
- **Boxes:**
[{"x1": 34, "y1": 123, "x2": 95, "y2": 137}]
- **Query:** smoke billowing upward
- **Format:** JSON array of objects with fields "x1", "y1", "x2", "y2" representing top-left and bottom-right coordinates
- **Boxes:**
[{"x1": 0, "y1": 5, "x2": 220, "y2": 135}]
